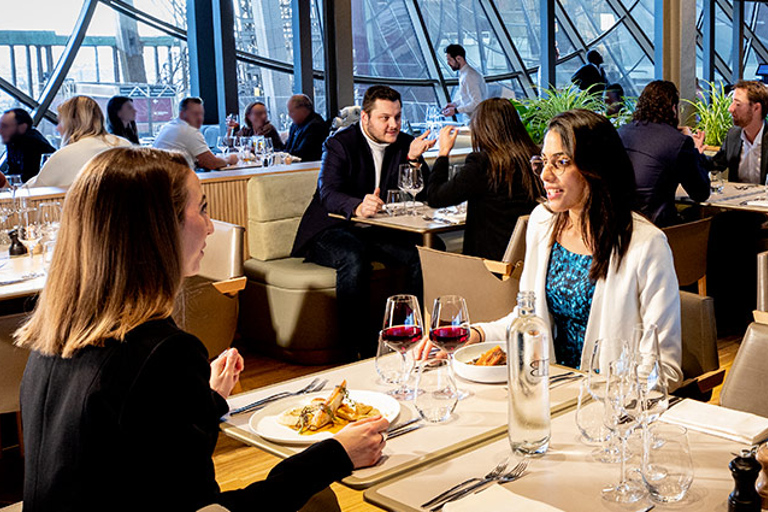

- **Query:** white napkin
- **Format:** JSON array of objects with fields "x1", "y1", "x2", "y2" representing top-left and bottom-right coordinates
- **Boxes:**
[
  {"x1": 744, "y1": 199, "x2": 768, "y2": 207},
  {"x1": 660, "y1": 399, "x2": 768, "y2": 444},
  {"x1": 443, "y1": 484, "x2": 564, "y2": 512},
  {"x1": 433, "y1": 208, "x2": 467, "y2": 224}
]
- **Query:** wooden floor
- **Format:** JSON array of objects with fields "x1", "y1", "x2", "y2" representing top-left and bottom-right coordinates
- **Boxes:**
[{"x1": 0, "y1": 334, "x2": 751, "y2": 509}]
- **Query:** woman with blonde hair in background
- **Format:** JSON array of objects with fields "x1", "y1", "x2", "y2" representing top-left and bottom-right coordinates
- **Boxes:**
[
  {"x1": 28, "y1": 95, "x2": 131, "y2": 188},
  {"x1": 17, "y1": 147, "x2": 388, "y2": 512}
]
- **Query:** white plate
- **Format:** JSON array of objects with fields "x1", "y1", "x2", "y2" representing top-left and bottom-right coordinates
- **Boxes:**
[
  {"x1": 453, "y1": 342, "x2": 507, "y2": 384},
  {"x1": 249, "y1": 389, "x2": 400, "y2": 445}
]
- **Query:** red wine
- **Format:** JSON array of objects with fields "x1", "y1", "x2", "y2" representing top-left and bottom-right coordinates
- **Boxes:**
[
  {"x1": 382, "y1": 325, "x2": 423, "y2": 352},
  {"x1": 430, "y1": 326, "x2": 470, "y2": 353}
]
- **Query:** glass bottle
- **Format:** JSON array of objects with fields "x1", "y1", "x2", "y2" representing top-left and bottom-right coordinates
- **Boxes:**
[{"x1": 506, "y1": 291, "x2": 551, "y2": 456}]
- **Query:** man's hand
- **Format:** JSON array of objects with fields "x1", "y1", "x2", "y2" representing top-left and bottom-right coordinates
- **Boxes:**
[
  {"x1": 355, "y1": 187, "x2": 384, "y2": 218},
  {"x1": 438, "y1": 125, "x2": 459, "y2": 157},
  {"x1": 407, "y1": 132, "x2": 437, "y2": 161},
  {"x1": 442, "y1": 105, "x2": 458, "y2": 117}
]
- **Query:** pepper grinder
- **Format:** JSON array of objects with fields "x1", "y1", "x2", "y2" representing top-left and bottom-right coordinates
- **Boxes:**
[
  {"x1": 8, "y1": 229, "x2": 26, "y2": 257},
  {"x1": 730, "y1": 450, "x2": 762, "y2": 512},
  {"x1": 756, "y1": 445, "x2": 768, "y2": 509}
]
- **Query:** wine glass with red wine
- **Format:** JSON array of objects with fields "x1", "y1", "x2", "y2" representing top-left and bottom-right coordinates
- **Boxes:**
[
  {"x1": 430, "y1": 295, "x2": 471, "y2": 400},
  {"x1": 380, "y1": 294, "x2": 424, "y2": 400}
]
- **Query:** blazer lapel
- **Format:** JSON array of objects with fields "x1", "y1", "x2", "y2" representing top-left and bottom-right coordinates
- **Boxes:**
[{"x1": 355, "y1": 124, "x2": 377, "y2": 192}]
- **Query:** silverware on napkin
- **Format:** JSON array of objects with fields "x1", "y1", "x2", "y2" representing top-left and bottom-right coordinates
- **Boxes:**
[{"x1": 428, "y1": 459, "x2": 530, "y2": 511}]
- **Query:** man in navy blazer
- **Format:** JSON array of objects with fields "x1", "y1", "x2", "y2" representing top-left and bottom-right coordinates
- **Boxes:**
[
  {"x1": 292, "y1": 85, "x2": 435, "y2": 358},
  {"x1": 618, "y1": 80, "x2": 710, "y2": 227},
  {"x1": 706, "y1": 80, "x2": 768, "y2": 184}
]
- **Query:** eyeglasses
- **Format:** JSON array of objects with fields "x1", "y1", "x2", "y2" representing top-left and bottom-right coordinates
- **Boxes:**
[{"x1": 530, "y1": 154, "x2": 572, "y2": 177}]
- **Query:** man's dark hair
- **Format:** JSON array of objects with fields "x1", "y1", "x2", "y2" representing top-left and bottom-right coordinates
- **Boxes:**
[
  {"x1": 179, "y1": 97, "x2": 203, "y2": 112},
  {"x1": 445, "y1": 44, "x2": 466, "y2": 60},
  {"x1": 632, "y1": 80, "x2": 679, "y2": 127},
  {"x1": 605, "y1": 83, "x2": 624, "y2": 98},
  {"x1": 361, "y1": 85, "x2": 402, "y2": 114},
  {"x1": 5, "y1": 108, "x2": 33, "y2": 127},
  {"x1": 586, "y1": 49, "x2": 604, "y2": 65}
]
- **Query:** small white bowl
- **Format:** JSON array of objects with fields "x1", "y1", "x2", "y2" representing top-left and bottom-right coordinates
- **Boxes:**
[{"x1": 453, "y1": 342, "x2": 507, "y2": 384}]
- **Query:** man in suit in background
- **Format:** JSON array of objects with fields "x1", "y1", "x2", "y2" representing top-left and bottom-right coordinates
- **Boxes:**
[
  {"x1": 284, "y1": 94, "x2": 329, "y2": 162},
  {"x1": 706, "y1": 80, "x2": 768, "y2": 184},
  {"x1": 292, "y1": 85, "x2": 435, "y2": 359},
  {"x1": 0, "y1": 108, "x2": 54, "y2": 183},
  {"x1": 570, "y1": 50, "x2": 607, "y2": 94}
]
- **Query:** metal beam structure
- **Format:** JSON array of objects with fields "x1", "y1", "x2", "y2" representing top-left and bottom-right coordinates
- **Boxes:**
[
  {"x1": 402, "y1": 0, "x2": 451, "y2": 108},
  {"x1": 540, "y1": 0, "x2": 557, "y2": 91},
  {"x1": 732, "y1": 0, "x2": 745, "y2": 82},
  {"x1": 292, "y1": 0, "x2": 314, "y2": 101},
  {"x1": 322, "y1": 0, "x2": 354, "y2": 118}
]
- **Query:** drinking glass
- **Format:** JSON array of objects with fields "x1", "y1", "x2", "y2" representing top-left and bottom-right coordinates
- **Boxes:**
[
  {"x1": 18, "y1": 207, "x2": 43, "y2": 261},
  {"x1": 6, "y1": 175, "x2": 22, "y2": 212},
  {"x1": 429, "y1": 295, "x2": 471, "y2": 400},
  {"x1": 585, "y1": 338, "x2": 625, "y2": 463},
  {"x1": 398, "y1": 164, "x2": 423, "y2": 216},
  {"x1": 380, "y1": 294, "x2": 424, "y2": 400},
  {"x1": 385, "y1": 190, "x2": 404, "y2": 217},
  {"x1": 575, "y1": 379, "x2": 610, "y2": 445},
  {"x1": 709, "y1": 171, "x2": 724, "y2": 194},
  {"x1": 263, "y1": 138, "x2": 275, "y2": 167},
  {"x1": 0, "y1": 211, "x2": 11, "y2": 269},
  {"x1": 414, "y1": 359, "x2": 457, "y2": 422},
  {"x1": 602, "y1": 359, "x2": 646, "y2": 504},
  {"x1": 216, "y1": 136, "x2": 230, "y2": 156},
  {"x1": 375, "y1": 336, "x2": 414, "y2": 386},
  {"x1": 631, "y1": 324, "x2": 669, "y2": 452},
  {"x1": 39, "y1": 201, "x2": 62, "y2": 242},
  {"x1": 641, "y1": 424, "x2": 694, "y2": 503},
  {"x1": 42, "y1": 240, "x2": 55, "y2": 274}
]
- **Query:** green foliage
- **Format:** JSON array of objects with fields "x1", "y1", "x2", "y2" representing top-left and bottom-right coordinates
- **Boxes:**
[
  {"x1": 683, "y1": 82, "x2": 732, "y2": 147},
  {"x1": 512, "y1": 87, "x2": 635, "y2": 145}
]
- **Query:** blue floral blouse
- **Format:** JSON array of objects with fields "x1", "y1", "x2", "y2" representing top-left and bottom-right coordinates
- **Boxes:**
[{"x1": 545, "y1": 241, "x2": 596, "y2": 368}]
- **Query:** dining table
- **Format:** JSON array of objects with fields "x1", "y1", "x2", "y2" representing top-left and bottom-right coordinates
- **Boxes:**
[
  {"x1": 328, "y1": 206, "x2": 466, "y2": 249},
  {"x1": 221, "y1": 356, "x2": 582, "y2": 490},
  {"x1": 364, "y1": 405, "x2": 745, "y2": 511},
  {"x1": 676, "y1": 181, "x2": 768, "y2": 213}
]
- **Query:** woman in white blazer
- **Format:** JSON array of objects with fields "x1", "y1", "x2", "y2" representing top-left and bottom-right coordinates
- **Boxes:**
[{"x1": 419, "y1": 110, "x2": 683, "y2": 389}]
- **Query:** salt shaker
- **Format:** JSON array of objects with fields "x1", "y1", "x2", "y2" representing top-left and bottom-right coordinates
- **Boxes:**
[{"x1": 729, "y1": 450, "x2": 762, "y2": 512}]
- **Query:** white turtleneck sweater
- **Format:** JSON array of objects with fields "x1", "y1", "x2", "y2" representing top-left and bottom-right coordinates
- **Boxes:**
[{"x1": 361, "y1": 124, "x2": 390, "y2": 189}]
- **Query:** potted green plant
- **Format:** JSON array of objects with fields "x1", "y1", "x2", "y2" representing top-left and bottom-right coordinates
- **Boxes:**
[{"x1": 684, "y1": 82, "x2": 732, "y2": 147}]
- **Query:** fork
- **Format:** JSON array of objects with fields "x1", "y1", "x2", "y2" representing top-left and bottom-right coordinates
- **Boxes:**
[
  {"x1": 228, "y1": 378, "x2": 328, "y2": 415},
  {"x1": 421, "y1": 457, "x2": 510, "y2": 508},
  {"x1": 429, "y1": 459, "x2": 529, "y2": 511}
]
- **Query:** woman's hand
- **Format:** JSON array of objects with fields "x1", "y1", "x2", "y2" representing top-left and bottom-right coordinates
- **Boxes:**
[
  {"x1": 413, "y1": 337, "x2": 438, "y2": 360},
  {"x1": 210, "y1": 348, "x2": 244, "y2": 399},
  {"x1": 437, "y1": 125, "x2": 459, "y2": 157},
  {"x1": 334, "y1": 415, "x2": 390, "y2": 468}
]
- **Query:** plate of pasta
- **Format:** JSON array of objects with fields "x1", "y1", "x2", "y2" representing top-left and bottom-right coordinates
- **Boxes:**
[{"x1": 250, "y1": 380, "x2": 400, "y2": 444}]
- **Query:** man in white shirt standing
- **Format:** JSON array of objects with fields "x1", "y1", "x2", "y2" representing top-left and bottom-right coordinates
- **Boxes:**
[
  {"x1": 441, "y1": 44, "x2": 487, "y2": 120},
  {"x1": 153, "y1": 97, "x2": 237, "y2": 170}
]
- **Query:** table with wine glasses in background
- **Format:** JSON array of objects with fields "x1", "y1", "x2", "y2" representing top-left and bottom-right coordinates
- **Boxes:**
[{"x1": 676, "y1": 180, "x2": 768, "y2": 213}]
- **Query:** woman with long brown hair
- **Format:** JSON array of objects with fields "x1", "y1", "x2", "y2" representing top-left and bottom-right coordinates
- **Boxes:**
[
  {"x1": 426, "y1": 97, "x2": 541, "y2": 260},
  {"x1": 16, "y1": 147, "x2": 388, "y2": 512}
]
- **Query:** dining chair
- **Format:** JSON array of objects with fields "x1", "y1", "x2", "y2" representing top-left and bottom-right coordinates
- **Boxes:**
[
  {"x1": 675, "y1": 291, "x2": 724, "y2": 400},
  {"x1": 501, "y1": 214, "x2": 529, "y2": 267},
  {"x1": 719, "y1": 321, "x2": 768, "y2": 418},
  {"x1": 757, "y1": 251, "x2": 768, "y2": 311},
  {"x1": 0, "y1": 313, "x2": 30, "y2": 459},
  {"x1": 0, "y1": 502, "x2": 22, "y2": 511},
  {"x1": 662, "y1": 217, "x2": 713, "y2": 296},
  {"x1": 172, "y1": 219, "x2": 245, "y2": 359}
]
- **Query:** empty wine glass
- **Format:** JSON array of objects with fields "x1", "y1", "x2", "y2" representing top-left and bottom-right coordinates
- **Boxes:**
[
  {"x1": 216, "y1": 136, "x2": 230, "y2": 156},
  {"x1": 18, "y1": 207, "x2": 43, "y2": 262},
  {"x1": 39, "y1": 201, "x2": 62, "y2": 242},
  {"x1": 6, "y1": 175, "x2": 22, "y2": 212},
  {"x1": 380, "y1": 294, "x2": 424, "y2": 400},
  {"x1": 602, "y1": 359, "x2": 646, "y2": 504},
  {"x1": 398, "y1": 164, "x2": 423, "y2": 216},
  {"x1": 429, "y1": 295, "x2": 471, "y2": 400}
]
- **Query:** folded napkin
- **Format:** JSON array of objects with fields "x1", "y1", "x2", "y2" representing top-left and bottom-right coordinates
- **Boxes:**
[
  {"x1": 744, "y1": 199, "x2": 768, "y2": 208},
  {"x1": 443, "y1": 484, "x2": 564, "y2": 512},
  {"x1": 660, "y1": 399, "x2": 768, "y2": 444},
  {"x1": 433, "y1": 209, "x2": 467, "y2": 224}
]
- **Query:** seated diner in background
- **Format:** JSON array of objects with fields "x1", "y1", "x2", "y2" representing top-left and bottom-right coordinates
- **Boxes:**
[
  {"x1": 284, "y1": 94, "x2": 329, "y2": 162},
  {"x1": 417, "y1": 109, "x2": 683, "y2": 389},
  {"x1": 227, "y1": 101, "x2": 284, "y2": 151},
  {"x1": 292, "y1": 85, "x2": 435, "y2": 359},
  {"x1": 0, "y1": 107, "x2": 55, "y2": 183},
  {"x1": 153, "y1": 97, "x2": 238, "y2": 170},
  {"x1": 16, "y1": 147, "x2": 388, "y2": 512},
  {"x1": 29, "y1": 96, "x2": 132, "y2": 188},
  {"x1": 706, "y1": 79, "x2": 768, "y2": 184},
  {"x1": 106, "y1": 96, "x2": 140, "y2": 145},
  {"x1": 427, "y1": 98, "x2": 541, "y2": 261},
  {"x1": 618, "y1": 80, "x2": 710, "y2": 227}
]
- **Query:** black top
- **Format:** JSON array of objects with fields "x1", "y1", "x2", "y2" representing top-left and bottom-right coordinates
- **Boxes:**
[
  {"x1": 109, "y1": 123, "x2": 140, "y2": 145},
  {"x1": 706, "y1": 121, "x2": 768, "y2": 185},
  {"x1": 20, "y1": 318, "x2": 353, "y2": 512},
  {"x1": 237, "y1": 122, "x2": 284, "y2": 151},
  {"x1": 284, "y1": 112, "x2": 329, "y2": 162},
  {"x1": 292, "y1": 122, "x2": 429, "y2": 256},
  {"x1": 618, "y1": 121, "x2": 710, "y2": 227},
  {"x1": 427, "y1": 153, "x2": 537, "y2": 261},
  {"x1": 4, "y1": 127, "x2": 56, "y2": 182},
  {"x1": 570, "y1": 63, "x2": 607, "y2": 93}
]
